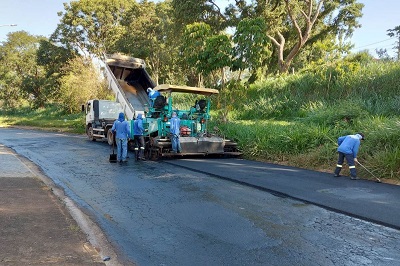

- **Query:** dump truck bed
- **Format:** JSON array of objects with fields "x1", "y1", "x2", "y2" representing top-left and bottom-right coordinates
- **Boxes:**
[{"x1": 105, "y1": 54, "x2": 155, "y2": 119}]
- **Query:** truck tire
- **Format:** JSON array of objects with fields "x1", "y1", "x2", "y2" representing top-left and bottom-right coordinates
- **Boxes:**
[
  {"x1": 88, "y1": 126, "x2": 96, "y2": 142},
  {"x1": 107, "y1": 130, "x2": 114, "y2": 145}
]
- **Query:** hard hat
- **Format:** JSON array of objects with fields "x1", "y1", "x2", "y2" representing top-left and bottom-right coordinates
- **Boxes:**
[{"x1": 357, "y1": 132, "x2": 365, "y2": 140}]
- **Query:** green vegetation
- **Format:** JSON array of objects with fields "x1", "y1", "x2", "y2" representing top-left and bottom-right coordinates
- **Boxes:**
[
  {"x1": 0, "y1": 104, "x2": 85, "y2": 134},
  {"x1": 213, "y1": 60, "x2": 400, "y2": 180}
]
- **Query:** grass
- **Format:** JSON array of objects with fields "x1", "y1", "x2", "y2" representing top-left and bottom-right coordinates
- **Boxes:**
[
  {"x1": 211, "y1": 60, "x2": 400, "y2": 181},
  {"x1": 0, "y1": 104, "x2": 85, "y2": 133},
  {"x1": 213, "y1": 116, "x2": 400, "y2": 180}
]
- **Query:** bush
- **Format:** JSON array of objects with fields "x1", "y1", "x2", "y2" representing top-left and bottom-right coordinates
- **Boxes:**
[
  {"x1": 57, "y1": 58, "x2": 113, "y2": 113},
  {"x1": 302, "y1": 99, "x2": 369, "y2": 127}
]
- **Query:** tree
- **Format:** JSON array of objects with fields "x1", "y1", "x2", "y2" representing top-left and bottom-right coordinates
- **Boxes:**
[
  {"x1": 58, "y1": 57, "x2": 111, "y2": 113},
  {"x1": 114, "y1": 0, "x2": 179, "y2": 85},
  {"x1": 36, "y1": 40, "x2": 78, "y2": 102},
  {"x1": 375, "y1": 48, "x2": 391, "y2": 61},
  {"x1": 0, "y1": 64, "x2": 21, "y2": 109},
  {"x1": 0, "y1": 31, "x2": 47, "y2": 108},
  {"x1": 223, "y1": 0, "x2": 364, "y2": 74},
  {"x1": 172, "y1": 0, "x2": 364, "y2": 75},
  {"x1": 203, "y1": 34, "x2": 232, "y2": 77},
  {"x1": 387, "y1": 25, "x2": 400, "y2": 61},
  {"x1": 181, "y1": 22, "x2": 213, "y2": 87},
  {"x1": 36, "y1": 40, "x2": 77, "y2": 76},
  {"x1": 256, "y1": 0, "x2": 364, "y2": 73},
  {"x1": 171, "y1": 0, "x2": 228, "y2": 33},
  {"x1": 51, "y1": 0, "x2": 133, "y2": 58},
  {"x1": 232, "y1": 17, "x2": 271, "y2": 80}
]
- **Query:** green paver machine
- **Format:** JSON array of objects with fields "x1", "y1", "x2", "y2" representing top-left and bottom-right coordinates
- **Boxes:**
[{"x1": 142, "y1": 84, "x2": 240, "y2": 159}]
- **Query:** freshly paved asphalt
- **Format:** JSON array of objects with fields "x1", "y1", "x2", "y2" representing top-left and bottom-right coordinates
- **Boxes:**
[{"x1": 166, "y1": 158, "x2": 400, "y2": 230}]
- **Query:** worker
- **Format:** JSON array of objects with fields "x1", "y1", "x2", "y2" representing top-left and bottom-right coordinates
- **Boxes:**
[
  {"x1": 334, "y1": 132, "x2": 365, "y2": 180},
  {"x1": 170, "y1": 111, "x2": 181, "y2": 153},
  {"x1": 147, "y1": 87, "x2": 160, "y2": 107},
  {"x1": 133, "y1": 113, "x2": 146, "y2": 161},
  {"x1": 111, "y1": 112, "x2": 131, "y2": 163}
]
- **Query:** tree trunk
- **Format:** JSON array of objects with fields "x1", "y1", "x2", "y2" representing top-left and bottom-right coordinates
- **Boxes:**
[{"x1": 271, "y1": 0, "x2": 324, "y2": 73}]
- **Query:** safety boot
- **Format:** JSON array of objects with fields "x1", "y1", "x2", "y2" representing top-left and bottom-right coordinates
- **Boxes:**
[{"x1": 334, "y1": 167, "x2": 341, "y2": 177}]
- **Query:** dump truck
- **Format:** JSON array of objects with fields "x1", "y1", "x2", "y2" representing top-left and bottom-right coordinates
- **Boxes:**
[
  {"x1": 84, "y1": 53, "x2": 240, "y2": 159},
  {"x1": 83, "y1": 54, "x2": 153, "y2": 144}
]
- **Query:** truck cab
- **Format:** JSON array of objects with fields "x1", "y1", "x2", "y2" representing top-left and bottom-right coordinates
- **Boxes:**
[{"x1": 84, "y1": 100, "x2": 123, "y2": 144}]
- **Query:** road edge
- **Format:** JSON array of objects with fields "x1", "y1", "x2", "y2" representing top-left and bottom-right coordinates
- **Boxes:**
[{"x1": 9, "y1": 146, "x2": 129, "y2": 266}]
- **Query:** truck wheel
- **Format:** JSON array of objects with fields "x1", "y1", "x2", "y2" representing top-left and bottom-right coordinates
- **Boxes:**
[
  {"x1": 150, "y1": 148, "x2": 159, "y2": 161},
  {"x1": 107, "y1": 130, "x2": 114, "y2": 145},
  {"x1": 145, "y1": 138, "x2": 159, "y2": 160},
  {"x1": 88, "y1": 126, "x2": 96, "y2": 142}
]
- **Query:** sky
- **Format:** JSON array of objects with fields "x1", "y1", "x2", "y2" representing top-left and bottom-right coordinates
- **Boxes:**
[{"x1": 0, "y1": 0, "x2": 399, "y2": 58}]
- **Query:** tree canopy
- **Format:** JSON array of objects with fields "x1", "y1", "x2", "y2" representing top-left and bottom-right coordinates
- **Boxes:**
[
  {"x1": 387, "y1": 25, "x2": 400, "y2": 60},
  {"x1": 0, "y1": 0, "x2": 373, "y2": 113},
  {"x1": 51, "y1": 0, "x2": 133, "y2": 58},
  {"x1": 0, "y1": 31, "x2": 47, "y2": 108}
]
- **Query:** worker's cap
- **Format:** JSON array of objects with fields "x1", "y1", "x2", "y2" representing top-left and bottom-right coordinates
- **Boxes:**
[
  {"x1": 147, "y1": 87, "x2": 152, "y2": 92},
  {"x1": 357, "y1": 132, "x2": 365, "y2": 140}
]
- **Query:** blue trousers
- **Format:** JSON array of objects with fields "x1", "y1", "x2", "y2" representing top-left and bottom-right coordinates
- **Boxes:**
[
  {"x1": 116, "y1": 138, "x2": 128, "y2": 161},
  {"x1": 171, "y1": 134, "x2": 181, "y2": 153},
  {"x1": 334, "y1": 152, "x2": 357, "y2": 177}
]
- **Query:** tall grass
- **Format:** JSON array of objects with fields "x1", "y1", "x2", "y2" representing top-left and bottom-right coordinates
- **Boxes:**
[
  {"x1": 0, "y1": 104, "x2": 85, "y2": 133},
  {"x1": 214, "y1": 60, "x2": 400, "y2": 180}
]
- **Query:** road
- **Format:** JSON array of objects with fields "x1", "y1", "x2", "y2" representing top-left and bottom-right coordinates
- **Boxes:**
[{"x1": 1, "y1": 128, "x2": 399, "y2": 266}]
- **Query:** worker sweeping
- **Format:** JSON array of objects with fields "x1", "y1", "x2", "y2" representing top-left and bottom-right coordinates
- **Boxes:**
[{"x1": 334, "y1": 132, "x2": 365, "y2": 180}]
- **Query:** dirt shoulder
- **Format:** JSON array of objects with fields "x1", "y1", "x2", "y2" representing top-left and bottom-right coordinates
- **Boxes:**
[{"x1": 0, "y1": 144, "x2": 111, "y2": 265}]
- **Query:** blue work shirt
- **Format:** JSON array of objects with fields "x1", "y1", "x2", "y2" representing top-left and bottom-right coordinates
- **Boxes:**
[
  {"x1": 133, "y1": 114, "x2": 144, "y2": 135},
  {"x1": 111, "y1": 113, "x2": 130, "y2": 139},
  {"x1": 170, "y1": 115, "x2": 180, "y2": 136},
  {"x1": 148, "y1": 90, "x2": 160, "y2": 100},
  {"x1": 337, "y1": 134, "x2": 361, "y2": 158}
]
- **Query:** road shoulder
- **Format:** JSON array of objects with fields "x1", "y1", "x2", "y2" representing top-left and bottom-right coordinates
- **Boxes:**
[{"x1": 0, "y1": 144, "x2": 117, "y2": 265}]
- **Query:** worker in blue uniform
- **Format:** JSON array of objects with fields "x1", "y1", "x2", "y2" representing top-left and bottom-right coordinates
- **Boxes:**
[
  {"x1": 147, "y1": 87, "x2": 160, "y2": 107},
  {"x1": 170, "y1": 111, "x2": 181, "y2": 153},
  {"x1": 133, "y1": 113, "x2": 146, "y2": 161},
  {"x1": 334, "y1": 133, "x2": 365, "y2": 180},
  {"x1": 111, "y1": 112, "x2": 131, "y2": 163}
]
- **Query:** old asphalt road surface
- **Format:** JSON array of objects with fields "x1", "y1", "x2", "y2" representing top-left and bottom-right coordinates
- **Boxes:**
[
  {"x1": 166, "y1": 158, "x2": 400, "y2": 230},
  {"x1": 0, "y1": 144, "x2": 118, "y2": 266}
]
